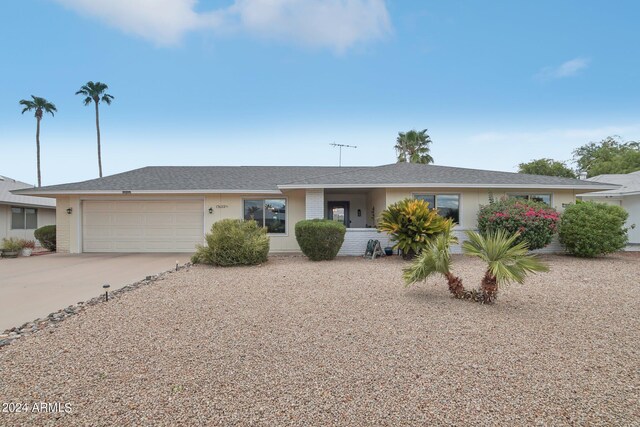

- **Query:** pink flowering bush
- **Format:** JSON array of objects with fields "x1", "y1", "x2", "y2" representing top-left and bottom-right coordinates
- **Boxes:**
[{"x1": 477, "y1": 198, "x2": 560, "y2": 250}]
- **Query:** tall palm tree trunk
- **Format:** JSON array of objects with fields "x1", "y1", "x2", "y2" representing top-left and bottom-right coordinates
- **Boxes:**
[
  {"x1": 480, "y1": 271, "x2": 499, "y2": 304},
  {"x1": 36, "y1": 117, "x2": 41, "y2": 187},
  {"x1": 94, "y1": 102, "x2": 102, "y2": 177}
]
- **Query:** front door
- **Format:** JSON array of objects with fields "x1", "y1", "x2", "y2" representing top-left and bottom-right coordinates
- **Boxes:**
[{"x1": 328, "y1": 201, "x2": 350, "y2": 228}]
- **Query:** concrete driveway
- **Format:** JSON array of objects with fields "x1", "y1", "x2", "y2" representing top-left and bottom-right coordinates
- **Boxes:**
[{"x1": 0, "y1": 253, "x2": 191, "y2": 331}]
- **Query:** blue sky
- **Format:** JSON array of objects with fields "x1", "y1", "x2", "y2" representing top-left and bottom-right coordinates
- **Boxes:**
[{"x1": 2, "y1": 0, "x2": 639, "y2": 186}]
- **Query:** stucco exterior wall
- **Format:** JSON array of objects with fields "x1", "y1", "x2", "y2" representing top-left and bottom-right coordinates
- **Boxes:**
[
  {"x1": 204, "y1": 190, "x2": 305, "y2": 253},
  {"x1": 385, "y1": 188, "x2": 576, "y2": 230},
  {"x1": 52, "y1": 188, "x2": 580, "y2": 254},
  {"x1": 368, "y1": 188, "x2": 386, "y2": 227},
  {"x1": 624, "y1": 195, "x2": 640, "y2": 244},
  {"x1": 55, "y1": 191, "x2": 306, "y2": 254},
  {"x1": 0, "y1": 204, "x2": 56, "y2": 245}
]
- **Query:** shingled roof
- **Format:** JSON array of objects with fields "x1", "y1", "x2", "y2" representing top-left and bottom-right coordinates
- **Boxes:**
[
  {"x1": 0, "y1": 175, "x2": 56, "y2": 207},
  {"x1": 14, "y1": 163, "x2": 618, "y2": 196}
]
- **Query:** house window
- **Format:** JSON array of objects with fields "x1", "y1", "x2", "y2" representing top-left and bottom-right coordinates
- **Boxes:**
[
  {"x1": 413, "y1": 194, "x2": 460, "y2": 224},
  {"x1": 508, "y1": 194, "x2": 551, "y2": 205},
  {"x1": 11, "y1": 207, "x2": 38, "y2": 230},
  {"x1": 243, "y1": 199, "x2": 286, "y2": 234}
]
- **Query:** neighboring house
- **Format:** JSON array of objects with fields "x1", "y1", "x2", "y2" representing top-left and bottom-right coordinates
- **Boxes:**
[
  {"x1": 14, "y1": 163, "x2": 616, "y2": 255},
  {"x1": 0, "y1": 175, "x2": 56, "y2": 244},
  {"x1": 579, "y1": 171, "x2": 640, "y2": 245}
]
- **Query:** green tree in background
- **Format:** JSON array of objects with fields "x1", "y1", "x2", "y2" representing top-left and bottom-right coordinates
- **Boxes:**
[
  {"x1": 76, "y1": 81, "x2": 114, "y2": 177},
  {"x1": 573, "y1": 136, "x2": 640, "y2": 177},
  {"x1": 19, "y1": 96, "x2": 57, "y2": 187},
  {"x1": 518, "y1": 158, "x2": 577, "y2": 178},
  {"x1": 395, "y1": 129, "x2": 434, "y2": 164}
]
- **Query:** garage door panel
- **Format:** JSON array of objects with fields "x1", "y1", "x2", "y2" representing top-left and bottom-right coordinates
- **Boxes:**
[
  {"x1": 83, "y1": 200, "x2": 204, "y2": 253},
  {"x1": 83, "y1": 213, "x2": 114, "y2": 226}
]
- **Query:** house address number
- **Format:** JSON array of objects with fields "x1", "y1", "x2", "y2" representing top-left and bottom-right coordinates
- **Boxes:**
[{"x1": 216, "y1": 205, "x2": 228, "y2": 208}]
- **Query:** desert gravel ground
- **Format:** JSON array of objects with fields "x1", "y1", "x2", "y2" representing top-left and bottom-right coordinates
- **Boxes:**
[{"x1": 1, "y1": 253, "x2": 639, "y2": 426}]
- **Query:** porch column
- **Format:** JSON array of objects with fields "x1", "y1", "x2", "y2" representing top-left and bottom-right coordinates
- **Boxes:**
[{"x1": 305, "y1": 189, "x2": 324, "y2": 219}]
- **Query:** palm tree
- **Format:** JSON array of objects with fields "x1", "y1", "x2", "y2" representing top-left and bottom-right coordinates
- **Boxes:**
[
  {"x1": 76, "y1": 81, "x2": 114, "y2": 177},
  {"x1": 395, "y1": 129, "x2": 434, "y2": 164},
  {"x1": 403, "y1": 219, "x2": 470, "y2": 299},
  {"x1": 462, "y1": 230, "x2": 549, "y2": 304},
  {"x1": 19, "y1": 96, "x2": 57, "y2": 187}
]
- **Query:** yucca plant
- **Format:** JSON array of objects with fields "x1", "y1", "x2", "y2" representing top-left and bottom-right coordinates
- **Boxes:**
[
  {"x1": 403, "y1": 219, "x2": 470, "y2": 299},
  {"x1": 377, "y1": 198, "x2": 448, "y2": 259},
  {"x1": 462, "y1": 230, "x2": 549, "y2": 304}
]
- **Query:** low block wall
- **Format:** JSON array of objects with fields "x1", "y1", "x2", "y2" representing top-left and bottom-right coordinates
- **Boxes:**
[
  {"x1": 338, "y1": 229, "x2": 392, "y2": 256},
  {"x1": 339, "y1": 228, "x2": 564, "y2": 256}
]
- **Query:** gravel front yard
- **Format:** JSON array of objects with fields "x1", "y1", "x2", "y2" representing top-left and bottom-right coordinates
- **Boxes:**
[{"x1": 1, "y1": 254, "x2": 639, "y2": 426}]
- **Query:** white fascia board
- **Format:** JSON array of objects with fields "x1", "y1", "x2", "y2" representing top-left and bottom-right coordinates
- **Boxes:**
[
  {"x1": 578, "y1": 190, "x2": 640, "y2": 197},
  {"x1": 277, "y1": 183, "x2": 620, "y2": 190},
  {"x1": 0, "y1": 201, "x2": 56, "y2": 208},
  {"x1": 12, "y1": 189, "x2": 283, "y2": 196}
]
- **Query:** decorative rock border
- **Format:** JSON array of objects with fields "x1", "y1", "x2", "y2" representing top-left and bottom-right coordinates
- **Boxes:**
[{"x1": 0, "y1": 263, "x2": 192, "y2": 349}]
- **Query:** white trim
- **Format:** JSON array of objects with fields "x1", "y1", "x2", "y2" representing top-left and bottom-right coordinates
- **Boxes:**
[
  {"x1": 278, "y1": 183, "x2": 619, "y2": 190},
  {"x1": 578, "y1": 190, "x2": 640, "y2": 197},
  {"x1": 14, "y1": 189, "x2": 283, "y2": 196},
  {"x1": 241, "y1": 196, "x2": 289, "y2": 237}
]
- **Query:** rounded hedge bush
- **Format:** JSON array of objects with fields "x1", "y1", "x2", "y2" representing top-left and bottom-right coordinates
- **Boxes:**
[
  {"x1": 34, "y1": 225, "x2": 56, "y2": 251},
  {"x1": 477, "y1": 198, "x2": 559, "y2": 250},
  {"x1": 191, "y1": 219, "x2": 269, "y2": 266},
  {"x1": 559, "y1": 201, "x2": 629, "y2": 257},
  {"x1": 295, "y1": 219, "x2": 346, "y2": 261}
]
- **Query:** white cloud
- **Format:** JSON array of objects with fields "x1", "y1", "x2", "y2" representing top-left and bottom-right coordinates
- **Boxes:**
[
  {"x1": 53, "y1": 0, "x2": 391, "y2": 51},
  {"x1": 536, "y1": 57, "x2": 590, "y2": 80},
  {"x1": 227, "y1": 0, "x2": 391, "y2": 52}
]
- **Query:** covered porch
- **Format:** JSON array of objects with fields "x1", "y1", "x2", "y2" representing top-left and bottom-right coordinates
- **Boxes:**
[{"x1": 304, "y1": 188, "x2": 391, "y2": 256}]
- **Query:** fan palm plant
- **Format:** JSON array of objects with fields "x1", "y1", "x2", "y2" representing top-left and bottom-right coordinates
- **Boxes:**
[
  {"x1": 462, "y1": 230, "x2": 549, "y2": 304},
  {"x1": 19, "y1": 96, "x2": 57, "y2": 187},
  {"x1": 403, "y1": 219, "x2": 470, "y2": 299},
  {"x1": 76, "y1": 81, "x2": 114, "y2": 177},
  {"x1": 395, "y1": 129, "x2": 434, "y2": 164}
]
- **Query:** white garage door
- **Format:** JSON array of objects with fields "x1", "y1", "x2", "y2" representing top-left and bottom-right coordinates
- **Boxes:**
[{"x1": 82, "y1": 200, "x2": 204, "y2": 252}]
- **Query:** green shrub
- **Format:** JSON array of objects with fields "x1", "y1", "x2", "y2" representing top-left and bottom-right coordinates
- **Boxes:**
[
  {"x1": 295, "y1": 219, "x2": 346, "y2": 261},
  {"x1": 477, "y1": 198, "x2": 560, "y2": 250},
  {"x1": 34, "y1": 225, "x2": 56, "y2": 251},
  {"x1": 191, "y1": 219, "x2": 269, "y2": 266},
  {"x1": 2, "y1": 238, "x2": 25, "y2": 252},
  {"x1": 377, "y1": 198, "x2": 449, "y2": 258},
  {"x1": 559, "y1": 201, "x2": 629, "y2": 257}
]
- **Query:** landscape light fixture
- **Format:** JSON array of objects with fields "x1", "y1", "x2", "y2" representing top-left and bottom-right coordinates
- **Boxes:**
[
  {"x1": 176, "y1": 260, "x2": 179, "y2": 271},
  {"x1": 103, "y1": 284, "x2": 110, "y2": 301},
  {"x1": 66, "y1": 208, "x2": 72, "y2": 214}
]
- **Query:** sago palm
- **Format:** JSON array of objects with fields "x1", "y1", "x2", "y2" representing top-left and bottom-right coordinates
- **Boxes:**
[
  {"x1": 403, "y1": 219, "x2": 469, "y2": 299},
  {"x1": 19, "y1": 96, "x2": 57, "y2": 187},
  {"x1": 76, "y1": 81, "x2": 114, "y2": 177},
  {"x1": 462, "y1": 230, "x2": 549, "y2": 304}
]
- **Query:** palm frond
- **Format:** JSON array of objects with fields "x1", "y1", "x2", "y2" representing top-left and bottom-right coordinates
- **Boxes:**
[
  {"x1": 76, "y1": 81, "x2": 113, "y2": 105},
  {"x1": 402, "y1": 219, "x2": 457, "y2": 285},
  {"x1": 463, "y1": 230, "x2": 549, "y2": 286}
]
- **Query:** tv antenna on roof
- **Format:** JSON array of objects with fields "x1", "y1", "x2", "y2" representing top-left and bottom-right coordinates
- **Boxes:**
[{"x1": 330, "y1": 143, "x2": 357, "y2": 167}]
